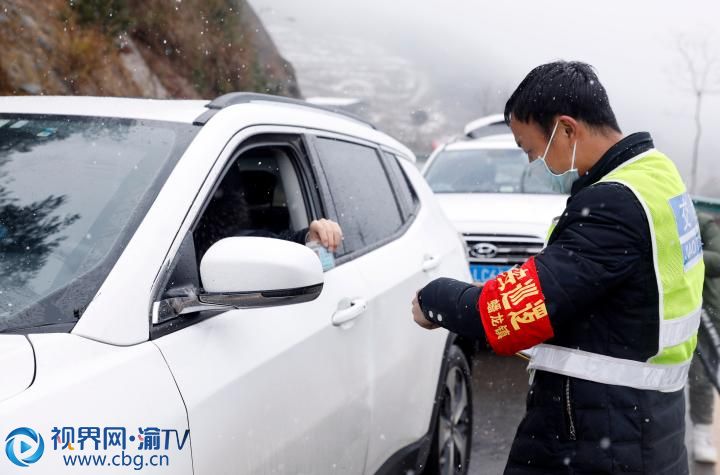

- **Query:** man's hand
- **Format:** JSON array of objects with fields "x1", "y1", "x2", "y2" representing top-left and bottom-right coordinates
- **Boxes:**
[
  {"x1": 412, "y1": 293, "x2": 439, "y2": 330},
  {"x1": 307, "y1": 219, "x2": 343, "y2": 252}
]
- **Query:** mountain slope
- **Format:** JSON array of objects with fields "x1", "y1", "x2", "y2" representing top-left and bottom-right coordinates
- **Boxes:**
[{"x1": 0, "y1": 0, "x2": 300, "y2": 99}]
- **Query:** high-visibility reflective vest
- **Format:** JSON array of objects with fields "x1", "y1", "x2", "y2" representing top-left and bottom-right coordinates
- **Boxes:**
[{"x1": 528, "y1": 149, "x2": 705, "y2": 392}]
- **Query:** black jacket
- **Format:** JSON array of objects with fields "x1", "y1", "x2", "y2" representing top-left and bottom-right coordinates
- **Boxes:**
[{"x1": 419, "y1": 133, "x2": 689, "y2": 474}]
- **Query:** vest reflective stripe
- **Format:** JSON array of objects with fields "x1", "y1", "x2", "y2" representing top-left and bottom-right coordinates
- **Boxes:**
[
  {"x1": 528, "y1": 344, "x2": 690, "y2": 392},
  {"x1": 528, "y1": 149, "x2": 704, "y2": 392},
  {"x1": 661, "y1": 305, "x2": 701, "y2": 348}
]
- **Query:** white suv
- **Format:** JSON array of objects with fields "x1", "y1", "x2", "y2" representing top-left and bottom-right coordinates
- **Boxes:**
[
  {"x1": 0, "y1": 94, "x2": 472, "y2": 474},
  {"x1": 423, "y1": 128, "x2": 567, "y2": 283}
]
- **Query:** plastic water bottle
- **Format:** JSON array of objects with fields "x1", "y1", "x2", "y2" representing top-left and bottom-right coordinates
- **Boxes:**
[{"x1": 306, "y1": 240, "x2": 335, "y2": 271}]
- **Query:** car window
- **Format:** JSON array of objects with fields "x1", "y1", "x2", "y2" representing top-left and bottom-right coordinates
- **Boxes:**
[
  {"x1": 382, "y1": 151, "x2": 419, "y2": 221},
  {"x1": 0, "y1": 114, "x2": 197, "y2": 334},
  {"x1": 193, "y1": 146, "x2": 309, "y2": 263},
  {"x1": 160, "y1": 140, "x2": 312, "y2": 301},
  {"x1": 314, "y1": 137, "x2": 402, "y2": 256},
  {"x1": 424, "y1": 147, "x2": 562, "y2": 194}
]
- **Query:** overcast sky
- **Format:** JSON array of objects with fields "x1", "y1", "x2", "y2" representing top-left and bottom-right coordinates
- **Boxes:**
[{"x1": 250, "y1": 0, "x2": 720, "y2": 196}]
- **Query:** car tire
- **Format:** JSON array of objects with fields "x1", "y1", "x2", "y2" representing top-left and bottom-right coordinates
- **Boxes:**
[{"x1": 426, "y1": 344, "x2": 473, "y2": 475}]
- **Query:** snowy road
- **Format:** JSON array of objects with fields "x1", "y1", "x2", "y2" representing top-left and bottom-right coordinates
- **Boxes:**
[
  {"x1": 467, "y1": 350, "x2": 526, "y2": 474},
  {"x1": 468, "y1": 350, "x2": 717, "y2": 474}
]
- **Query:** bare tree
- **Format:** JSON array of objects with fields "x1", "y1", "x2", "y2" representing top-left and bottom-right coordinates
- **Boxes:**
[{"x1": 674, "y1": 34, "x2": 720, "y2": 193}]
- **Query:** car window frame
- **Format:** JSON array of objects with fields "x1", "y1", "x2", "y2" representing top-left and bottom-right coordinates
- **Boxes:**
[
  {"x1": 305, "y1": 133, "x2": 418, "y2": 267},
  {"x1": 380, "y1": 149, "x2": 420, "y2": 222},
  {"x1": 189, "y1": 134, "x2": 322, "y2": 247},
  {"x1": 149, "y1": 128, "x2": 326, "y2": 340}
]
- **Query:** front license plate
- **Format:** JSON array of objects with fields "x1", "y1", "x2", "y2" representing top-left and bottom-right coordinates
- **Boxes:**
[{"x1": 470, "y1": 264, "x2": 512, "y2": 283}]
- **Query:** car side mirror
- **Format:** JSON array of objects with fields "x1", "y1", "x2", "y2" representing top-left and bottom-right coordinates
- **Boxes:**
[{"x1": 153, "y1": 237, "x2": 324, "y2": 323}]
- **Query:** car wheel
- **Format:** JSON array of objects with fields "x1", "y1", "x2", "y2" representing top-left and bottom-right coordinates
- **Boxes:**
[{"x1": 427, "y1": 344, "x2": 473, "y2": 475}]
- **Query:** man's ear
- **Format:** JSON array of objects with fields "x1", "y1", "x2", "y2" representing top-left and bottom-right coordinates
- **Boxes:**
[{"x1": 558, "y1": 115, "x2": 578, "y2": 139}]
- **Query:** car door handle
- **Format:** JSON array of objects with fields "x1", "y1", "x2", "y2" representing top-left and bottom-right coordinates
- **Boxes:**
[
  {"x1": 422, "y1": 254, "x2": 441, "y2": 272},
  {"x1": 331, "y1": 299, "x2": 367, "y2": 326}
]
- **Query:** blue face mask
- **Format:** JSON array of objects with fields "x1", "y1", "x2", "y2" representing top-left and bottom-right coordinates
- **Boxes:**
[{"x1": 527, "y1": 121, "x2": 579, "y2": 194}]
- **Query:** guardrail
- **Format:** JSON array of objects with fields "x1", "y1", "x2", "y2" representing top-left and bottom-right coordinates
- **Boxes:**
[{"x1": 694, "y1": 196, "x2": 720, "y2": 217}]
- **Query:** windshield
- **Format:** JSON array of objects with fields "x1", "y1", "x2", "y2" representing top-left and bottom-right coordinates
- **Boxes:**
[
  {"x1": 0, "y1": 114, "x2": 197, "y2": 334},
  {"x1": 424, "y1": 147, "x2": 563, "y2": 194}
]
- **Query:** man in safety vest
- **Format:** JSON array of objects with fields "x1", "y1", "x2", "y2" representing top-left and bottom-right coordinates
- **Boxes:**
[{"x1": 412, "y1": 61, "x2": 704, "y2": 474}]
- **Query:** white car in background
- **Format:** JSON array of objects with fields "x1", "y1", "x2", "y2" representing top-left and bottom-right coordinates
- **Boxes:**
[
  {"x1": 423, "y1": 120, "x2": 568, "y2": 284},
  {"x1": 0, "y1": 94, "x2": 473, "y2": 474}
]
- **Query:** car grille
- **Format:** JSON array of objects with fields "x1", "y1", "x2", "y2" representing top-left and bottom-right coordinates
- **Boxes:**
[{"x1": 462, "y1": 234, "x2": 544, "y2": 265}]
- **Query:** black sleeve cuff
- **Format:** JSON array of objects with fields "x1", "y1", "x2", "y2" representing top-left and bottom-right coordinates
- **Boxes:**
[
  {"x1": 418, "y1": 277, "x2": 486, "y2": 340},
  {"x1": 274, "y1": 228, "x2": 309, "y2": 244},
  {"x1": 239, "y1": 228, "x2": 308, "y2": 244}
]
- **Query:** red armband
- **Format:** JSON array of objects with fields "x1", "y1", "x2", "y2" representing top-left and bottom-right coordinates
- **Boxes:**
[{"x1": 478, "y1": 257, "x2": 554, "y2": 356}]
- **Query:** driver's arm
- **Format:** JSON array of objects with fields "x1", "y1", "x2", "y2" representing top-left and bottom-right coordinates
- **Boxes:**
[{"x1": 252, "y1": 218, "x2": 343, "y2": 251}]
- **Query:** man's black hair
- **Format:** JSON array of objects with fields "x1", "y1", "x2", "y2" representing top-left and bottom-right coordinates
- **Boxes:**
[{"x1": 504, "y1": 61, "x2": 621, "y2": 137}]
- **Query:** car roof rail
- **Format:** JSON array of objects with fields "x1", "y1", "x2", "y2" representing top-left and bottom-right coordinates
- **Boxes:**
[{"x1": 193, "y1": 92, "x2": 376, "y2": 129}]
